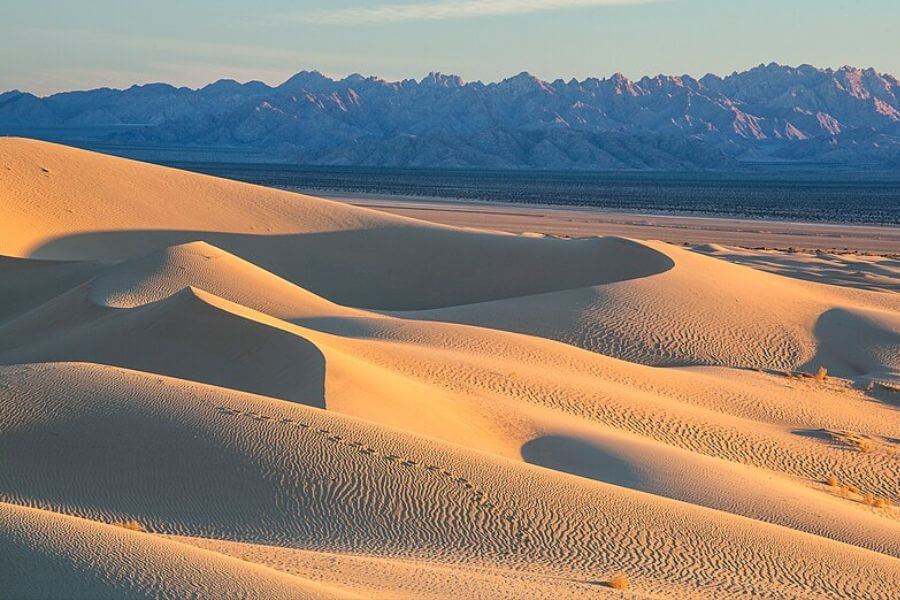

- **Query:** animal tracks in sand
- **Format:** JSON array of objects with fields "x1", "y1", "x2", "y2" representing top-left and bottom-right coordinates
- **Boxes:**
[{"x1": 215, "y1": 405, "x2": 531, "y2": 541}]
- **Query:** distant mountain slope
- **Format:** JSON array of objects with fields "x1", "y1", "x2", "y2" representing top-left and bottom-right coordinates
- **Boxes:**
[{"x1": 1, "y1": 63, "x2": 898, "y2": 169}]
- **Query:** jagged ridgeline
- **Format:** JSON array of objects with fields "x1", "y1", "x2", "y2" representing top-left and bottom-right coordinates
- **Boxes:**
[{"x1": 1, "y1": 63, "x2": 898, "y2": 169}]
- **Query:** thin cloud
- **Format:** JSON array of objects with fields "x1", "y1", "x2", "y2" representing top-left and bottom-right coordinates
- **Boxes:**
[{"x1": 291, "y1": 0, "x2": 667, "y2": 25}]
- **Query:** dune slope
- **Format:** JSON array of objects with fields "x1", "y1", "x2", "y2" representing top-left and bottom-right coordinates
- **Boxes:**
[
  {"x1": 408, "y1": 240, "x2": 900, "y2": 378},
  {"x1": 0, "y1": 137, "x2": 672, "y2": 310},
  {"x1": 2, "y1": 363, "x2": 898, "y2": 599},
  {"x1": 1, "y1": 138, "x2": 898, "y2": 598},
  {"x1": 0, "y1": 502, "x2": 347, "y2": 600}
]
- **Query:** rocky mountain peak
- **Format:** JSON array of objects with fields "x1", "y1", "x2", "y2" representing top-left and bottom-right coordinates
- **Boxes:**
[
  {"x1": 421, "y1": 72, "x2": 465, "y2": 88},
  {"x1": 2, "y1": 64, "x2": 897, "y2": 169}
]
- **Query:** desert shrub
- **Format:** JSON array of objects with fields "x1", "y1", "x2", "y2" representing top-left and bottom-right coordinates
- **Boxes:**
[
  {"x1": 113, "y1": 520, "x2": 147, "y2": 532},
  {"x1": 856, "y1": 437, "x2": 876, "y2": 452},
  {"x1": 862, "y1": 493, "x2": 894, "y2": 509},
  {"x1": 608, "y1": 573, "x2": 630, "y2": 590},
  {"x1": 831, "y1": 431, "x2": 877, "y2": 453}
]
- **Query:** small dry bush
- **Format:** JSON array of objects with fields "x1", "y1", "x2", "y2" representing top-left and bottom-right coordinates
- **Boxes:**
[
  {"x1": 836, "y1": 484, "x2": 861, "y2": 498},
  {"x1": 840, "y1": 432, "x2": 877, "y2": 453},
  {"x1": 113, "y1": 520, "x2": 147, "y2": 532},
  {"x1": 608, "y1": 573, "x2": 630, "y2": 590},
  {"x1": 864, "y1": 494, "x2": 893, "y2": 509},
  {"x1": 849, "y1": 437, "x2": 876, "y2": 453},
  {"x1": 831, "y1": 431, "x2": 877, "y2": 453},
  {"x1": 827, "y1": 477, "x2": 894, "y2": 508}
]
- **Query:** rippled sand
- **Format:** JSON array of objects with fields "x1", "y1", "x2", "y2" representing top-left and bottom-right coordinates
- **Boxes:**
[{"x1": 1, "y1": 138, "x2": 898, "y2": 598}]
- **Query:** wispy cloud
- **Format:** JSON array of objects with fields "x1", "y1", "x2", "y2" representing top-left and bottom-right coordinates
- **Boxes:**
[{"x1": 289, "y1": 0, "x2": 667, "y2": 25}]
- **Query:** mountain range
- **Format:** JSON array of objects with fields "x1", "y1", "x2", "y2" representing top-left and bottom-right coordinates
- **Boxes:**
[{"x1": 2, "y1": 63, "x2": 899, "y2": 170}]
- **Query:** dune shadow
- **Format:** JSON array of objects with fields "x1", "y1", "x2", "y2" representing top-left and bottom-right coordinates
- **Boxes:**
[
  {"x1": 0, "y1": 378, "x2": 287, "y2": 531},
  {"x1": 801, "y1": 307, "x2": 900, "y2": 383},
  {"x1": 0, "y1": 289, "x2": 328, "y2": 409},
  {"x1": 866, "y1": 385, "x2": 900, "y2": 408},
  {"x1": 692, "y1": 250, "x2": 900, "y2": 293},
  {"x1": 0, "y1": 255, "x2": 107, "y2": 325},
  {"x1": 792, "y1": 428, "x2": 835, "y2": 442},
  {"x1": 31, "y1": 226, "x2": 675, "y2": 311},
  {"x1": 521, "y1": 435, "x2": 640, "y2": 488}
]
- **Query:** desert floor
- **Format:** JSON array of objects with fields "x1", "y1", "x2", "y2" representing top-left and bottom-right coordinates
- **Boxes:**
[
  {"x1": 318, "y1": 192, "x2": 896, "y2": 251},
  {"x1": 1, "y1": 138, "x2": 898, "y2": 599}
]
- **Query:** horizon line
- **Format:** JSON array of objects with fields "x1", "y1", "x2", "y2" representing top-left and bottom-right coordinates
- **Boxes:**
[{"x1": 5, "y1": 61, "x2": 895, "y2": 98}]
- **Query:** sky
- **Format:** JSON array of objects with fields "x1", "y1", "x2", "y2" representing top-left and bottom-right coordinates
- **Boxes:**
[{"x1": 2, "y1": 0, "x2": 897, "y2": 95}]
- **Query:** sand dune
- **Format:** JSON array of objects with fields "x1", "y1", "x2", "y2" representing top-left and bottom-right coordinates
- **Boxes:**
[
  {"x1": 170, "y1": 538, "x2": 625, "y2": 599},
  {"x1": 1, "y1": 138, "x2": 898, "y2": 598},
  {"x1": 3, "y1": 363, "x2": 898, "y2": 598},
  {"x1": 0, "y1": 137, "x2": 672, "y2": 310},
  {"x1": 690, "y1": 243, "x2": 900, "y2": 293},
  {"x1": 0, "y1": 502, "x2": 346, "y2": 600},
  {"x1": 0, "y1": 254, "x2": 106, "y2": 325},
  {"x1": 409, "y1": 240, "x2": 899, "y2": 378},
  {"x1": 0, "y1": 284, "x2": 327, "y2": 406},
  {"x1": 89, "y1": 241, "x2": 352, "y2": 319}
]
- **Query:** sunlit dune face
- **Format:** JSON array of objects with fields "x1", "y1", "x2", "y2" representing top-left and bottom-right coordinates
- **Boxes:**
[{"x1": 1, "y1": 139, "x2": 898, "y2": 599}]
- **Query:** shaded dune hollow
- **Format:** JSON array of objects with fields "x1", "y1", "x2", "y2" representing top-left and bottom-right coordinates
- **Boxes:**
[
  {"x1": 31, "y1": 227, "x2": 676, "y2": 310},
  {"x1": 1, "y1": 138, "x2": 898, "y2": 599}
]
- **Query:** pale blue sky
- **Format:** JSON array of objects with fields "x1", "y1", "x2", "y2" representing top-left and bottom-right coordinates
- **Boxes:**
[{"x1": 3, "y1": 0, "x2": 897, "y2": 95}]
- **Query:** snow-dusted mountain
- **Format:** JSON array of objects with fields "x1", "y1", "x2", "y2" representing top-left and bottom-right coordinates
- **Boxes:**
[{"x1": 2, "y1": 63, "x2": 898, "y2": 169}]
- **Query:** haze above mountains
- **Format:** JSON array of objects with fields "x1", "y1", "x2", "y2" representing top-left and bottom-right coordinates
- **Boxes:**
[{"x1": 2, "y1": 63, "x2": 898, "y2": 170}]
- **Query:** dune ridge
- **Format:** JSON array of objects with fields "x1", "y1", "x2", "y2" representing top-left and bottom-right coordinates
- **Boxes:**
[
  {"x1": 0, "y1": 501, "x2": 350, "y2": 600},
  {"x1": 1, "y1": 138, "x2": 897, "y2": 598}
]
